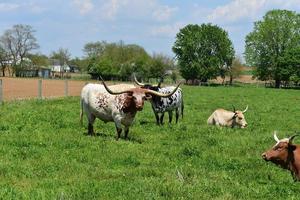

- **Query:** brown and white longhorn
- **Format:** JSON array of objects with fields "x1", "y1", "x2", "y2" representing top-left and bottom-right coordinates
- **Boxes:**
[{"x1": 80, "y1": 77, "x2": 181, "y2": 140}]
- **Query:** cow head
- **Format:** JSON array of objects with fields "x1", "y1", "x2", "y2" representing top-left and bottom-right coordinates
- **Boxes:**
[
  {"x1": 100, "y1": 77, "x2": 181, "y2": 112},
  {"x1": 262, "y1": 132, "x2": 299, "y2": 168},
  {"x1": 232, "y1": 105, "x2": 248, "y2": 128}
]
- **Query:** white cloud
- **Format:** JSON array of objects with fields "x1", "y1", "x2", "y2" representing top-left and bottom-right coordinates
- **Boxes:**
[
  {"x1": 269, "y1": 0, "x2": 300, "y2": 9},
  {"x1": 207, "y1": 0, "x2": 267, "y2": 23},
  {"x1": 152, "y1": 5, "x2": 178, "y2": 21},
  {"x1": 72, "y1": 0, "x2": 94, "y2": 15},
  {"x1": 150, "y1": 22, "x2": 184, "y2": 38},
  {"x1": 0, "y1": 3, "x2": 20, "y2": 12},
  {"x1": 207, "y1": 0, "x2": 300, "y2": 24},
  {"x1": 99, "y1": 0, "x2": 128, "y2": 20},
  {"x1": 93, "y1": 0, "x2": 176, "y2": 21}
]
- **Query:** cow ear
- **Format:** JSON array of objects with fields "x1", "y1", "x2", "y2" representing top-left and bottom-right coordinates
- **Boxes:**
[
  {"x1": 288, "y1": 144, "x2": 297, "y2": 151},
  {"x1": 145, "y1": 94, "x2": 152, "y2": 100}
]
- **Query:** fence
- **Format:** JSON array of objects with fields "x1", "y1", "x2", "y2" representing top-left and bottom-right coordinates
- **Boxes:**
[{"x1": 0, "y1": 78, "x2": 88, "y2": 103}]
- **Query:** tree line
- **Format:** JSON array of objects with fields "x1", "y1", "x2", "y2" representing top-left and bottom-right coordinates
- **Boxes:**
[{"x1": 0, "y1": 9, "x2": 299, "y2": 88}]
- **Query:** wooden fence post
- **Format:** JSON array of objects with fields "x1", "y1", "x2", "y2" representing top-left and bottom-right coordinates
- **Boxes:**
[
  {"x1": 38, "y1": 79, "x2": 42, "y2": 99},
  {"x1": 64, "y1": 80, "x2": 68, "y2": 96},
  {"x1": 0, "y1": 79, "x2": 3, "y2": 104}
]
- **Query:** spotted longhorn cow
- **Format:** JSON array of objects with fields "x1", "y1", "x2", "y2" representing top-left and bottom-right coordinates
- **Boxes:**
[
  {"x1": 207, "y1": 105, "x2": 248, "y2": 128},
  {"x1": 262, "y1": 132, "x2": 300, "y2": 181},
  {"x1": 134, "y1": 75, "x2": 184, "y2": 125},
  {"x1": 80, "y1": 78, "x2": 181, "y2": 139}
]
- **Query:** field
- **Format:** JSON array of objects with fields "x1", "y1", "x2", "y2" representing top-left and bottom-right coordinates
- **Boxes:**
[
  {"x1": 0, "y1": 77, "x2": 87, "y2": 101},
  {"x1": 0, "y1": 85, "x2": 300, "y2": 199}
]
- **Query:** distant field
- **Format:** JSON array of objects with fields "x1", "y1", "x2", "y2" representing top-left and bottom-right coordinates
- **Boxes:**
[
  {"x1": 0, "y1": 85, "x2": 299, "y2": 199},
  {"x1": 241, "y1": 70, "x2": 253, "y2": 75}
]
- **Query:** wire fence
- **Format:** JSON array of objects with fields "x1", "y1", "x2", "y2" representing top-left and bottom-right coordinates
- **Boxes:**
[{"x1": 0, "y1": 78, "x2": 88, "y2": 103}]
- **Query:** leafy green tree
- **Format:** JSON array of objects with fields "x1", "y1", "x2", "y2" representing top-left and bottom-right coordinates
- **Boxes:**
[
  {"x1": 146, "y1": 53, "x2": 171, "y2": 79},
  {"x1": 69, "y1": 57, "x2": 88, "y2": 72},
  {"x1": 27, "y1": 53, "x2": 49, "y2": 67},
  {"x1": 228, "y1": 56, "x2": 243, "y2": 85},
  {"x1": 245, "y1": 9, "x2": 300, "y2": 88},
  {"x1": 85, "y1": 41, "x2": 151, "y2": 80},
  {"x1": 278, "y1": 46, "x2": 300, "y2": 86},
  {"x1": 173, "y1": 23, "x2": 235, "y2": 83},
  {"x1": 83, "y1": 41, "x2": 106, "y2": 58}
]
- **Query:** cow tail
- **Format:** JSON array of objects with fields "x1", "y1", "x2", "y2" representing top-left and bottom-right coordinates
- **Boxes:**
[{"x1": 80, "y1": 98, "x2": 83, "y2": 126}]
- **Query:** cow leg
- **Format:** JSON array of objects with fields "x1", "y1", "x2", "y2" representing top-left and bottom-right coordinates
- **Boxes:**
[
  {"x1": 154, "y1": 112, "x2": 160, "y2": 125},
  {"x1": 124, "y1": 127, "x2": 129, "y2": 140},
  {"x1": 160, "y1": 113, "x2": 165, "y2": 125},
  {"x1": 151, "y1": 106, "x2": 160, "y2": 125},
  {"x1": 116, "y1": 127, "x2": 122, "y2": 140},
  {"x1": 168, "y1": 111, "x2": 173, "y2": 123},
  {"x1": 87, "y1": 114, "x2": 96, "y2": 136},
  {"x1": 175, "y1": 108, "x2": 179, "y2": 123}
]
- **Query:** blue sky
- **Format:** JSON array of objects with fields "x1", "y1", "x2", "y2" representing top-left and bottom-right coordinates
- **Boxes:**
[{"x1": 1, "y1": 0, "x2": 300, "y2": 59}]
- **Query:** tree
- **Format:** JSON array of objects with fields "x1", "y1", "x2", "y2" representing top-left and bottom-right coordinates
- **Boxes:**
[
  {"x1": 173, "y1": 23, "x2": 235, "y2": 83},
  {"x1": 227, "y1": 56, "x2": 243, "y2": 85},
  {"x1": 83, "y1": 41, "x2": 106, "y2": 58},
  {"x1": 84, "y1": 40, "x2": 151, "y2": 80},
  {"x1": 278, "y1": 46, "x2": 300, "y2": 86},
  {"x1": 0, "y1": 45, "x2": 9, "y2": 76},
  {"x1": 0, "y1": 24, "x2": 39, "y2": 75},
  {"x1": 69, "y1": 57, "x2": 87, "y2": 72},
  {"x1": 50, "y1": 48, "x2": 71, "y2": 65},
  {"x1": 146, "y1": 53, "x2": 173, "y2": 79},
  {"x1": 245, "y1": 9, "x2": 300, "y2": 88},
  {"x1": 27, "y1": 53, "x2": 49, "y2": 67}
]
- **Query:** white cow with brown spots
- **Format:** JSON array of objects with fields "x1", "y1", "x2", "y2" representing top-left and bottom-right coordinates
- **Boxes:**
[
  {"x1": 80, "y1": 78, "x2": 181, "y2": 140},
  {"x1": 207, "y1": 105, "x2": 248, "y2": 128}
]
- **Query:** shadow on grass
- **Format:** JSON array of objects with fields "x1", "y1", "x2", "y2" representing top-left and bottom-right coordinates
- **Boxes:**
[{"x1": 83, "y1": 131, "x2": 143, "y2": 143}]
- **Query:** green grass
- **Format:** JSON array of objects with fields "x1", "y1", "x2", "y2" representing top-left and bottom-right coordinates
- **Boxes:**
[
  {"x1": 240, "y1": 70, "x2": 254, "y2": 75},
  {"x1": 0, "y1": 86, "x2": 300, "y2": 199}
]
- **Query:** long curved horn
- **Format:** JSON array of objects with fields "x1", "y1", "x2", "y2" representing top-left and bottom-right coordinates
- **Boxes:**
[
  {"x1": 133, "y1": 74, "x2": 145, "y2": 86},
  {"x1": 273, "y1": 131, "x2": 280, "y2": 142},
  {"x1": 232, "y1": 105, "x2": 236, "y2": 113},
  {"x1": 242, "y1": 105, "x2": 248, "y2": 113},
  {"x1": 100, "y1": 76, "x2": 130, "y2": 95},
  {"x1": 289, "y1": 134, "x2": 300, "y2": 143},
  {"x1": 146, "y1": 82, "x2": 181, "y2": 98}
]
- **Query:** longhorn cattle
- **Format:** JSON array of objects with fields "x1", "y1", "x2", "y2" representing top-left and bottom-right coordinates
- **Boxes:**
[
  {"x1": 262, "y1": 132, "x2": 300, "y2": 181},
  {"x1": 207, "y1": 105, "x2": 248, "y2": 128},
  {"x1": 134, "y1": 76, "x2": 184, "y2": 125},
  {"x1": 80, "y1": 78, "x2": 181, "y2": 140}
]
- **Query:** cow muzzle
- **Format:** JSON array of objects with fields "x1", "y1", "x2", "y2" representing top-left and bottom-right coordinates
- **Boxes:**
[
  {"x1": 241, "y1": 123, "x2": 248, "y2": 128},
  {"x1": 261, "y1": 152, "x2": 269, "y2": 161},
  {"x1": 136, "y1": 105, "x2": 143, "y2": 111}
]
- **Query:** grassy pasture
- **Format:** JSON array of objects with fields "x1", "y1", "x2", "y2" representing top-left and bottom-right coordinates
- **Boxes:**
[{"x1": 0, "y1": 85, "x2": 299, "y2": 199}]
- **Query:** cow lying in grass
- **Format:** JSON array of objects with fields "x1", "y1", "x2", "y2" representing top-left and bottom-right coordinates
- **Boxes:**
[
  {"x1": 207, "y1": 105, "x2": 248, "y2": 128},
  {"x1": 262, "y1": 132, "x2": 300, "y2": 181},
  {"x1": 80, "y1": 78, "x2": 181, "y2": 140}
]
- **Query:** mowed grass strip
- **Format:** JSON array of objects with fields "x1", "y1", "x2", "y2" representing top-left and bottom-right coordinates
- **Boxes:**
[{"x1": 0, "y1": 85, "x2": 299, "y2": 199}]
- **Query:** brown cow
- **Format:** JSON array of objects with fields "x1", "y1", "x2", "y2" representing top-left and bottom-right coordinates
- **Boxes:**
[{"x1": 262, "y1": 132, "x2": 300, "y2": 181}]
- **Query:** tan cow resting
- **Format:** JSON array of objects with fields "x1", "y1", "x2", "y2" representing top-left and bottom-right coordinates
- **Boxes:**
[
  {"x1": 207, "y1": 105, "x2": 248, "y2": 128},
  {"x1": 262, "y1": 132, "x2": 300, "y2": 181}
]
